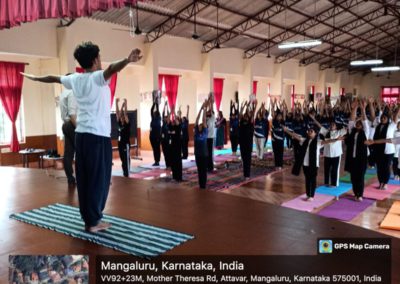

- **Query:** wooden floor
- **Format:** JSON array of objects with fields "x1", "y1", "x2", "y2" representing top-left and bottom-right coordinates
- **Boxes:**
[{"x1": 1, "y1": 165, "x2": 399, "y2": 283}]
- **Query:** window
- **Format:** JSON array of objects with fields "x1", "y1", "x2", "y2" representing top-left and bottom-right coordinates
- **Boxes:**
[
  {"x1": 381, "y1": 86, "x2": 400, "y2": 104},
  {"x1": 0, "y1": 98, "x2": 25, "y2": 145}
]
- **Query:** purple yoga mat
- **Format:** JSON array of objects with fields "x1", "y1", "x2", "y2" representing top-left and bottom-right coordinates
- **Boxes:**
[
  {"x1": 363, "y1": 183, "x2": 400, "y2": 200},
  {"x1": 317, "y1": 196, "x2": 375, "y2": 221},
  {"x1": 281, "y1": 194, "x2": 335, "y2": 213}
]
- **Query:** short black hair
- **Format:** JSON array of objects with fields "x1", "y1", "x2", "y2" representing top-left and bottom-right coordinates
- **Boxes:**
[{"x1": 73, "y1": 41, "x2": 100, "y2": 69}]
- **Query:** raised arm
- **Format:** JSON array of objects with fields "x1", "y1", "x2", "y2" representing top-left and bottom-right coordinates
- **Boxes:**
[
  {"x1": 103, "y1": 48, "x2": 142, "y2": 81},
  {"x1": 196, "y1": 102, "x2": 205, "y2": 126},
  {"x1": 350, "y1": 99, "x2": 358, "y2": 122},
  {"x1": 368, "y1": 97, "x2": 376, "y2": 122},
  {"x1": 116, "y1": 98, "x2": 121, "y2": 122},
  {"x1": 186, "y1": 105, "x2": 189, "y2": 120},
  {"x1": 393, "y1": 104, "x2": 400, "y2": 123},
  {"x1": 122, "y1": 99, "x2": 129, "y2": 124}
]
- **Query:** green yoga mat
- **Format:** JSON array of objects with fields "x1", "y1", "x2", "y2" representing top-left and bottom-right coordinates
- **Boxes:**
[{"x1": 340, "y1": 173, "x2": 376, "y2": 183}]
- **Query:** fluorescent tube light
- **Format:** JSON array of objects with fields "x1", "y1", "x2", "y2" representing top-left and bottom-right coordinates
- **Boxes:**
[
  {"x1": 350, "y1": 59, "x2": 383, "y2": 66},
  {"x1": 278, "y1": 39, "x2": 322, "y2": 49},
  {"x1": 371, "y1": 66, "x2": 400, "y2": 72}
]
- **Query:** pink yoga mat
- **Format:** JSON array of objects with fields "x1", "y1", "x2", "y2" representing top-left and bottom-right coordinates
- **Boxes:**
[
  {"x1": 281, "y1": 194, "x2": 335, "y2": 212},
  {"x1": 363, "y1": 183, "x2": 400, "y2": 200},
  {"x1": 317, "y1": 196, "x2": 375, "y2": 221}
]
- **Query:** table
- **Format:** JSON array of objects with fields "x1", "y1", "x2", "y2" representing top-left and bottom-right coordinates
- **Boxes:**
[
  {"x1": 42, "y1": 155, "x2": 64, "y2": 169},
  {"x1": 19, "y1": 149, "x2": 46, "y2": 168}
]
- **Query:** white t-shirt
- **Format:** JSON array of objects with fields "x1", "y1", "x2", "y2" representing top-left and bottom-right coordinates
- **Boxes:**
[
  {"x1": 59, "y1": 89, "x2": 77, "y2": 123},
  {"x1": 61, "y1": 71, "x2": 111, "y2": 137},
  {"x1": 299, "y1": 138, "x2": 323, "y2": 167},
  {"x1": 320, "y1": 127, "x2": 346, "y2": 158},
  {"x1": 207, "y1": 113, "x2": 216, "y2": 138},
  {"x1": 394, "y1": 130, "x2": 400, "y2": 158}
]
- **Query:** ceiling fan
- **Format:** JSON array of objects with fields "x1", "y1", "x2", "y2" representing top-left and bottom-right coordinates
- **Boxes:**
[{"x1": 112, "y1": 4, "x2": 145, "y2": 36}]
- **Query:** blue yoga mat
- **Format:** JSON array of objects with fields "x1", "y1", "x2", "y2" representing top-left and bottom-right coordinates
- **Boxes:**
[
  {"x1": 366, "y1": 168, "x2": 377, "y2": 175},
  {"x1": 316, "y1": 183, "x2": 352, "y2": 197},
  {"x1": 388, "y1": 179, "x2": 400, "y2": 186},
  {"x1": 10, "y1": 204, "x2": 194, "y2": 257}
]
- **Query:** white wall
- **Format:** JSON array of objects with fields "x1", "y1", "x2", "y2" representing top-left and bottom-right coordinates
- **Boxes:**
[
  {"x1": 0, "y1": 20, "x2": 59, "y2": 58},
  {"x1": 153, "y1": 36, "x2": 203, "y2": 72}
]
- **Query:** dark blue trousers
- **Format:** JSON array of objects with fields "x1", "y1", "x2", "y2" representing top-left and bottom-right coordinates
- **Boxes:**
[{"x1": 75, "y1": 133, "x2": 112, "y2": 227}]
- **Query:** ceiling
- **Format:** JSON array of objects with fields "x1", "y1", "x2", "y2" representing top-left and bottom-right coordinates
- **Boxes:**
[{"x1": 89, "y1": 0, "x2": 400, "y2": 74}]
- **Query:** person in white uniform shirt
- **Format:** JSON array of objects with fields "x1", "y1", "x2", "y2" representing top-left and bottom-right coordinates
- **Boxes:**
[
  {"x1": 59, "y1": 82, "x2": 77, "y2": 186},
  {"x1": 206, "y1": 95, "x2": 216, "y2": 172},
  {"x1": 309, "y1": 115, "x2": 347, "y2": 187},
  {"x1": 284, "y1": 126, "x2": 343, "y2": 201},
  {"x1": 372, "y1": 107, "x2": 399, "y2": 189},
  {"x1": 366, "y1": 121, "x2": 400, "y2": 180},
  {"x1": 22, "y1": 42, "x2": 142, "y2": 233}
]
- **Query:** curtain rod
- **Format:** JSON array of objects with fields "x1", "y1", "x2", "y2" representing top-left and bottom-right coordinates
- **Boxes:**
[{"x1": 0, "y1": 60, "x2": 29, "y2": 65}]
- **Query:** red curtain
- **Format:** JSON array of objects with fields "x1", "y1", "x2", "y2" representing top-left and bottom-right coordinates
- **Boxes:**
[
  {"x1": 213, "y1": 78, "x2": 224, "y2": 111},
  {"x1": 0, "y1": 0, "x2": 148, "y2": 30},
  {"x1": 0, "y1": 61, "x2": 25, "y2": 152},
  {"x1": 161, "y1": 74, "x2": 179, "y2": 111},
  {"x1": 76, "y1": 67, "x2": 117, "y2": 107},
  {"x1": 252, "y1": 81, "x2": 258, "y2": 95}
]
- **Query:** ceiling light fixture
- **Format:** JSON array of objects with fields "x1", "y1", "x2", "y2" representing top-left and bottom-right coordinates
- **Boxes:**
[
  {"x1": 371, "y1": 66, "x2": 400, "y2": 72},
  {"x1": 350, "y1": 59, "x2": 383, "y2": 66},
  {"x1": 278, "y1": 39, "x2": 322, "y2": 49}
]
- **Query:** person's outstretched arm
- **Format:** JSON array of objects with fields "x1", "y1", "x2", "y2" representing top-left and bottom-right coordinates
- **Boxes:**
[
  {"x1": 103, "y1": 49, "x2": 142, "y2": 81},
  {"x1": 21, "y1": 73, "x2": 61, "y2": 84}
]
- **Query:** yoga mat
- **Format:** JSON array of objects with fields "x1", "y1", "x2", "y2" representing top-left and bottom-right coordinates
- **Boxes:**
[
  {"x1": 281, "y1": 194, "x2": 335, "y2": 213},
  {"x1": 317, "y1": 196, "x2": 375, "y2": 221},
  {"x1": 388, "y1": 179, "x2": 400, "y2": 186},
  {"x1": 10, "y1": 204, "x2": 194, "y2": 257},
  {"x1": 339, "y1": 173, "x2": 376, "y2": 183},
  {"x1": 363, "y1": 183, "x2": 400, "y2": 200},
  {"x1": 140, "y1": 160, "x2": 197, "y2": 170},
  {"x1": 366, "y1": 168, "x2": 377, "y2": 175},
  {"x1": 380, "y1": 201, "x2": 400, "y2": 231},
  {"x1": 177, "y1": 164, "x2": 277, "y2": 192},
  {"x1": 316, "y1": 183, "x2": 352, "y2": 198}
]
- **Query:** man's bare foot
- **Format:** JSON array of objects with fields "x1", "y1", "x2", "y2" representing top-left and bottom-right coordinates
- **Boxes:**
[{"x1": 85, "y1": 222, "x2": 111, "y2": 233}]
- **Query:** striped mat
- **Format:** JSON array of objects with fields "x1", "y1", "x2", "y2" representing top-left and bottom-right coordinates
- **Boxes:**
[{"x1": 10, "y1": 203, "x2": 194, "y2": 257}]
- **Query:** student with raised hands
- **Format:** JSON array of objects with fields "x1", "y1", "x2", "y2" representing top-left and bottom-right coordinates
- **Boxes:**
[
  {"x1": 150, "y1": 95, "x2": 161, "y2": 166},
  {"x1": 181, "y1": 105, "x2": 190, "y2": 159},
  {"x1": 229, "y1": 100, "x2": 240, "y2": 156},
  {"x1": 161, "y1": 102, "x2": 171, "y2": 168},
  {"x1": 271, "y1": 98, "x2": 286, "y2": 170},
  {"x1": 169, "y1": 105, "x2": 183, "y2": 182},
  {"x1": 116, "y1": 98, "x2": 131, "y2": 177},
  {"x1": 345, "y1": 99, "x2": 370, "y2": 201},
  {"x1": 206, "y1": 94, "x2": 216, "y2": 172},
  {"x1": 239, "y1": 100, "x2": 256, "y2": 179},
  {"x1": 194, "y1": 101, "x2": 209, "y2": 189},
  {"x1": 254, "y1": 102, "x2": 267, "y2": 160}
]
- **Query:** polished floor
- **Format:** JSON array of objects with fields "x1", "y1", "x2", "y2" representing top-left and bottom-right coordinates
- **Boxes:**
[{"x1": 1, "y1": 149, "x2": 399, "y2": 283}]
